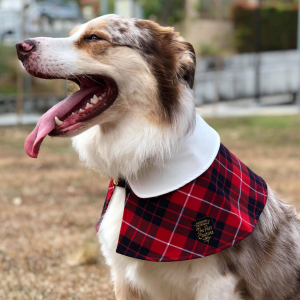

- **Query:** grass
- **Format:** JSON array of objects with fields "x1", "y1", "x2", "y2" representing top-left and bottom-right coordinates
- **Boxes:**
[{"x1": 0, "y1": 115, "x2": 299, "y2": 299}]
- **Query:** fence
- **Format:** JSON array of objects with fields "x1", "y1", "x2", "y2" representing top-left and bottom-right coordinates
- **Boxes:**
[
  {"x1": 0, "y1": 49, "x2": 299, "y2": 116},
  {"x1": 0, "y1": 94, "x2": 65, "y2": 114},
  {"x1": 194, "y1": 50, "x2": 300, "y2": 105}
]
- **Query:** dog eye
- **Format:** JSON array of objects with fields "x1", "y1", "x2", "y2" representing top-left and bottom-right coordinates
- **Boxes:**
[{"x1": 88, "y1": 35, "x2": 105, "y2": 41}]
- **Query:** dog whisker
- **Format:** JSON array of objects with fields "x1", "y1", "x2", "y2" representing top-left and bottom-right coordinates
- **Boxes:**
[{"x1": 84, "y1": 75, "x2": 105, "y2": 87}]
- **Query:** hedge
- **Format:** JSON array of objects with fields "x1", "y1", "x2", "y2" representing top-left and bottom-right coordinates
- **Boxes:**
[{"x1": 232, "y1": 1, "x2": 298, "y2": 53}]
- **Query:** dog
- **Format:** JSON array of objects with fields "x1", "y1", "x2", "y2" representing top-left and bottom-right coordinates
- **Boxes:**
[{"x1": 16, "y1": 15, "x2": 300, "y2": 300}]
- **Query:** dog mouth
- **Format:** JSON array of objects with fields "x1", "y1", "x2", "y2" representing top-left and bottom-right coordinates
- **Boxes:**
[{"x1": 24, "y1": 73, "x2": 118, "y2": 158}]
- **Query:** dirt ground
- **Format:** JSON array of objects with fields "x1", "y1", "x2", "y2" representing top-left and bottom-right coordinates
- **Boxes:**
[{"x1": 0, "y1": 115, "x2": 299, "y2": 300}]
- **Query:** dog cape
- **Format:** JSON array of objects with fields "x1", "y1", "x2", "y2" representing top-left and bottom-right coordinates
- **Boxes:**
[{"x1": 96, "y1": 115, "x2": 268, "y2": 262}]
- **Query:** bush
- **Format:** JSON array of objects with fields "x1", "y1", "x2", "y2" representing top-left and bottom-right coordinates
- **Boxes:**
[
  {"x1": 138, "y1": 0, "x2": 186, "y2": 25},
  {"x1": 232, "y1": 1, "x2": 298, "y2": 53},
  {"x1": 0, "y1": 45, "x2": 18, "y2": 94}
]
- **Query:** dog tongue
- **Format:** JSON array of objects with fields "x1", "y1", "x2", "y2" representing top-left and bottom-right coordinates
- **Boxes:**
[{"x1": 25, "y1": 86, "x2": 99, "y2": 158}]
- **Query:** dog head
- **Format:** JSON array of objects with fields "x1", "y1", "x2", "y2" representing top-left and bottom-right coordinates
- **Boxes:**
[{"x1": 17, "y1": 15, "x2": 196, "y2": 178}]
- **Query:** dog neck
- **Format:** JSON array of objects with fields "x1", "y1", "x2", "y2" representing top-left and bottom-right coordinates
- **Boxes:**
[
  {"x1": 72, "y1": 87, "x2": 197, "y2": 179},
  {"x1": 128, "y1": 113, "x2": 220, "y2": 198}
]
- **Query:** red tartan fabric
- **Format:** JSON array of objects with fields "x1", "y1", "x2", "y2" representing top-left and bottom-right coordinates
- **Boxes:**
[{"x1": 96, "y1": 144, "x2": 268, "y2": 262}]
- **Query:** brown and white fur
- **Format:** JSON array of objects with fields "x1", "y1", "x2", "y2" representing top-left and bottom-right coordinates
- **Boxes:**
[{"x1": 18, "y1": 15, "x2": 300, "y2": 300}]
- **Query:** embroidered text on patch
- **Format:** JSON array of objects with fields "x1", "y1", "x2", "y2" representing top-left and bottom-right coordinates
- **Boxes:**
[{"x1": 192, "y1": 217, "x2": 215, "y2": 244}]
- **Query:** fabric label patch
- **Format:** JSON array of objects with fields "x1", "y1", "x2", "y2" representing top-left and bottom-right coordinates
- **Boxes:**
[{"x1": 192, "y1": 217, "x2": 215, "y2": 244}]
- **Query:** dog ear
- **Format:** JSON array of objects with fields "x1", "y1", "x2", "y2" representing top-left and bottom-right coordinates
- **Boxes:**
[{"x1": 175, "y1": 41, "x2": 196, "y2": 89}]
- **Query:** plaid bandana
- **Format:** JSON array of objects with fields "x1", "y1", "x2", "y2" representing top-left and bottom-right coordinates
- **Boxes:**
[{"x1": 96, "y1": 144, "x2": 268, "y2": 262}]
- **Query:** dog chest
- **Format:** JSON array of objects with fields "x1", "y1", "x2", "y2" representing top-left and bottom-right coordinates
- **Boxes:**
[{"x1": 98, "y1": 186, "x2": 126, "y2": 265}]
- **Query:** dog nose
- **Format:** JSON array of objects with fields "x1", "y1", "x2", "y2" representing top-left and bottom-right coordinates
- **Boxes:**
[{"x1": 16, "y1": 39, "x2": 37, "y2": 62}]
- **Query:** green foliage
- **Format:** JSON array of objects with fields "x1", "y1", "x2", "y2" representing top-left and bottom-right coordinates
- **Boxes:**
[
  {"x1": 0, "y1": 45, "x2": 15, "y2": 75},
  {"x1": 0, "y1": 44, "x2": 18, "y2": 94},
  {"x1": 194, "y1": 0, "x2": 237, "y2": 20},
  {"x1": 108, "y1": 0, "x2": 114, "y2": 14},
  {"x1": 199, "y1": 43, "x2": 219, "y2": 56},
  {"x1": 232, "y1": 2, "x2": 298, "y2": 53},
  {"x1": 137, "y1": 0, "x2": 186, "y2": 25}
]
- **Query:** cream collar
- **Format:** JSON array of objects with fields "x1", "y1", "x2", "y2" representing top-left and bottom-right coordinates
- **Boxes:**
[{"x1": 128, "y1": 113, "x2": 221, "y2": 198}]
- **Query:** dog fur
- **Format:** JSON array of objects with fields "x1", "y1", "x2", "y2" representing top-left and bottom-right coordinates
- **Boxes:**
[{"x1": 19, "y1": 15, "x2": 300, "y2": 300}]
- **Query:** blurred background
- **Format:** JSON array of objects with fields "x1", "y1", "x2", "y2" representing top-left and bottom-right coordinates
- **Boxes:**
[{"x1": 0, "y1": 0, "x2": 299, "y2": 299}]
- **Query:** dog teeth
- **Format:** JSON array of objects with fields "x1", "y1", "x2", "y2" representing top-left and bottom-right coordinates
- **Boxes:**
[
  {"x1": 99, "y1": 92, "x2": 106, "y2": 100},
  {"x1": 90, "y1": 95, "x2": 99, "y2": 104},
  {"x1": 79, "y1": 109, "x2": 84, "y2": 113},
  {"x1": 72, "y1": 112, "x2": 75, "y2": 115},
  {"x1": 85, "y1": 103, "x2": 92, "y2": 109},
  {"x1": 55, "y1": 116, "x2": 63, "y2": 126}
]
